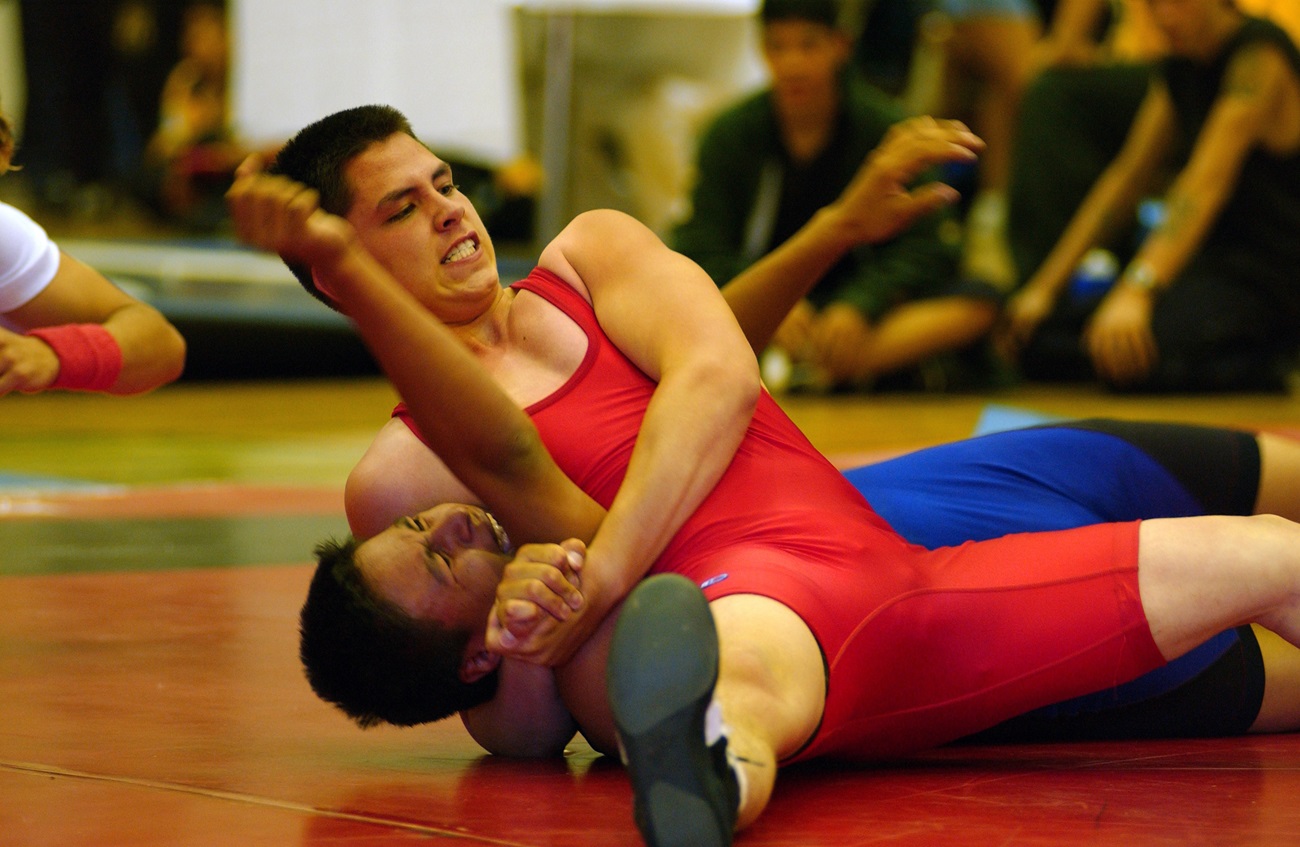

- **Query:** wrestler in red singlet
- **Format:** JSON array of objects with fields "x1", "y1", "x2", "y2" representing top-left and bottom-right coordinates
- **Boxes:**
[{"x1": 395, "y1": 267, "x2": 1167, "y2": 762}]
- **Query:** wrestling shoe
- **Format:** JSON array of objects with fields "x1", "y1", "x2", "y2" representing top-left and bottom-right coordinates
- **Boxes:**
[{"x1": 608, "y1": 574, "x2": 740, "y2": 847}]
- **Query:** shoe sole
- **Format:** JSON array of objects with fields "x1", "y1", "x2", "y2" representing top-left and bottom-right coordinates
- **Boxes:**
[{"x1": 608, "y1": 574, "x2": 729, "y2": 847}]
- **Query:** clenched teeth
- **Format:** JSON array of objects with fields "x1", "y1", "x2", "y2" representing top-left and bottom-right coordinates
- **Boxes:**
[{"x1": 442, "y1": 238, "x2": 477, "y2": 264}]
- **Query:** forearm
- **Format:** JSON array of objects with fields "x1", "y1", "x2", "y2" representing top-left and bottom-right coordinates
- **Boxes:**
[
  {"x1": 549, "y1": 210, "x2": 760, "y2": 606},
  {"x1": 98, "y1": 301, "x2": 186, "y2": 394},
  {"x1": 1121, "y1": 179, "x2": 1224, "y2": 292},
  {"x1": 722, "y1": 205, "x2": 855, "y2": 354},
  {"x1": 1028, "y1": 162, "x2": 1149, "y2": 297},
  {"x1": 7, "y1": 251, "x2": 186, "y2": 394},
  {"x1": 587, "y1": 356, "x2": 758, "y2": 602}
]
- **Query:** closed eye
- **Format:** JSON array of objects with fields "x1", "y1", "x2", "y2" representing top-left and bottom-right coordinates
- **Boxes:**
[
  {"x1": 385, "y1": 204, "x2": 415, "y2": 224},
  {"x1": 397, "y1": 515, "x2": 428, "y2": 531},
  {"x1": 426, "y1": 548, "x2": 454, "y2": 583}
]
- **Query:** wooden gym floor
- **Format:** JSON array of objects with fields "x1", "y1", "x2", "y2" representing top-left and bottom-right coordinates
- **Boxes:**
[{"x1": 3, "y1": 378, "x2": 1300, "y2": 846}]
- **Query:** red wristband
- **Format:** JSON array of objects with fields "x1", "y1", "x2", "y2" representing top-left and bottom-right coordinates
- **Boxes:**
[{"x1": 26, "y1": 324, "x2": 124, "y2": 392}]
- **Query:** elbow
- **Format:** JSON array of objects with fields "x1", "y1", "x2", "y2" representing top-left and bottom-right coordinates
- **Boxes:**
[
  {"x1": 735, "y1": 361, "x2": 762, "y2": 414},
  {"x1": 110, "y1": 324, "x2": 187, "y2": 395},
  {"x1": 159, "y1": 326, "x2": 187, "y2": 386},
  {"x1": 697, "y1": 352, "x2": 761, "y2": 419}
]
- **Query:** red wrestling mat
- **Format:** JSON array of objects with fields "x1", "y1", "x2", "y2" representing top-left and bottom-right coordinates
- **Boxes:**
[
  {"x1": 4, "y1": 414, "x2": 1299, "y2": 844},
  {"x1": 4, "y1": 562, "x2": 1300, "y2": 846}
]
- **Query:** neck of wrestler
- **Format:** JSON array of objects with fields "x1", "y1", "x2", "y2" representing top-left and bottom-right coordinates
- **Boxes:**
[{"x1": 439, "y1": 280, "x2": 518, "y2": 357}]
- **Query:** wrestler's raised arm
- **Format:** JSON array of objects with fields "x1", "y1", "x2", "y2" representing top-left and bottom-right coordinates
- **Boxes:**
[{"x1": 226, "y1": 155, "x2": 605, "y2": 549}]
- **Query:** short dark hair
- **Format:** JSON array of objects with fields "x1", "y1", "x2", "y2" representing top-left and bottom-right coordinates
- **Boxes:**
[
  {"x1": 760, "y1": 0, "x2": 842, "y2": 29},
  {"x1": 269, "y1": 104, "x2": 417, "y2": 309},
  {"x1": 298, "y1": 536, "x2": 499, "y2": 728}
]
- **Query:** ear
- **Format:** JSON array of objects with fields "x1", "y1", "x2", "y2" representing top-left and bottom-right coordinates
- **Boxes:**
[{"x1": 458, "y1": 649, "x2": 502, "y2": 683}]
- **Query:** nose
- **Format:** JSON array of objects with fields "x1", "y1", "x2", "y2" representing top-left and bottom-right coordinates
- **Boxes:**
[
  {"x1": 431, "y1": 506, "x2": 475, "y2": 550},
  {"x1": 432, "y1": 192, "x2": 464, "y2": 232}
]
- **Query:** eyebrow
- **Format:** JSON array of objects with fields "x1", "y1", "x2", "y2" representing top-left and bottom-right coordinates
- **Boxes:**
[{"x1": 376, "y1": 162, "x2": 452, "y2": 208}]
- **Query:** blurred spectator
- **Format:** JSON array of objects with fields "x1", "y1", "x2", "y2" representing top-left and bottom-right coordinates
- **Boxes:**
[
  {"x1": 934, "y1": 1, "x2": 1043, "y2": 291},
  {"x1": 852, "y1": 0, "x2": 1044, "y2": 291},
  {"x1": 999, "y1": 0, "x2": 1300, "y2": 392},
  {"x1": 0, "y1": 106, "x2": 186, "y2": 394},
  {"x1": 1006, "y1": 0, "x2": 1169, "y2": 291},
  {"x1": 673, "y1": 0, "x2": 999, "y2": 392},
  {"x1": 1006, "y1": 0, "x2": 1296, "y2": 290},
  {"x1": 137, "y1": 1, "x2": 243, "y2": 231},
  {"x1": 18, "y1": 0, "x2": 183, "y2": 217}
]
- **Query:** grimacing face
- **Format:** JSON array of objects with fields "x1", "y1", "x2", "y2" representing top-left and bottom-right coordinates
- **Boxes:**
[
  {"x1": 355, "y1": 503, "x2": 513, "y2": 633},
  {"x1": 341, "y1": 132, "x2": 502, "y2": 325}
]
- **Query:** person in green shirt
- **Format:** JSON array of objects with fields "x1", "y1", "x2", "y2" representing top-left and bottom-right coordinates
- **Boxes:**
[{"x1": 673, "y1": 0, "x2": 1001, "y2": 392}]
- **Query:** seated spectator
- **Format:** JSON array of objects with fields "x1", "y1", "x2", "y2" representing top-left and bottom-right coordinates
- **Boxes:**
[
  {"x1": 672, "y1": 0, "x2": 1000, "y2": 392},
  {"x1": 137, "y1": 1, "x2": 244, "y2": 231},
  {"x1": 1006, "y1": 0, "x2": 1297, "y2": 293},
  {"x1": 927, "y1": 0, "x2": 1045, "y2": 290},
  {"x1": 1006, "y1": 0, "x2": 1170, "y2": 292},
  {"x1": 1000, "y1": 0, "x2": 1300, "y2": 392},
  {"x1": 1, "y1": 107, "x2": 186, "y2": 394}
]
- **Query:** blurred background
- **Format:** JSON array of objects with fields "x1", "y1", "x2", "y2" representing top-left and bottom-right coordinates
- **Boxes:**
[{"x1": 0, "y1": 0, "x2": 779, "y2": 379}]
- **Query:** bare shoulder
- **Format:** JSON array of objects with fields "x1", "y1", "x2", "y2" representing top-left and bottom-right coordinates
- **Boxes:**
[
  {"x1": 1214, "y1": 40, "x2": 1300, "y2": 151},
  {"x1": 538, "y1": 210, "x2": 661, "y2": 286},
  {"x1": 345, "y1": 418, "x2": 480, "y2": 539},
  {"x1": 1221, "y1": 39, "x2": 1300, "y2": 105}
]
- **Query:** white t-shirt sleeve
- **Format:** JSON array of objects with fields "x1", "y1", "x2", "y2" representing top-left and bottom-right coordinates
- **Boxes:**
[{"x1": 0, "y1": 201, "x2": 61, "y2": 314}]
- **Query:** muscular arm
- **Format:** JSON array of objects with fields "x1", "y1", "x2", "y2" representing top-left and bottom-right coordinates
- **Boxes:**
[
  {"x1": 539, "y1": 209, "x2": 760, "y2": 631},
  {"x1": 460, "y1": 658, "x2": 578, "y2": 757},
  {"x1": 3, "y1": 252, "x2": 186, "y2": 394},
  {"x1": 226, "y1": 160, "x2": 605, "y2": 550}
]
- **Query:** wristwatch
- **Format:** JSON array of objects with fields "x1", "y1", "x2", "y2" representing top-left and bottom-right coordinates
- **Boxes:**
[{"x1": 1123, "y1": 262, "x2": 1159, "y2": 293}]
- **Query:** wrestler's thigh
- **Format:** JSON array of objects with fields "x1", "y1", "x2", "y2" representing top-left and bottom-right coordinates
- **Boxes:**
[
  {"x1": 1138, "y1": 515, "x2": 1300, "y2": 661},
  {"x1": 709, "y1": 595, "x2": 825, "y2": 760}
]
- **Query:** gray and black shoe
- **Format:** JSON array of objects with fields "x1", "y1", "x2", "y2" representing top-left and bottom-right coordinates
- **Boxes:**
[{"x1": 608, "y1": 574, "x2": 740, "y2": 847}]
